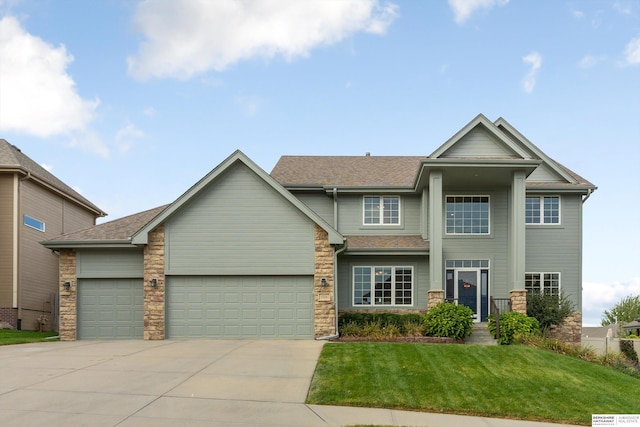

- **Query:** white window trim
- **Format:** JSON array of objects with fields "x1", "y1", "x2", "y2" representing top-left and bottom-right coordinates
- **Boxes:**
[
  {"x1": 525, "y1": 272, "x2": 561, "y2": 295},
  {"x1": 526, "y1": 195, "x2": 561, "y2": 225},
  {"x1": 352, "y1": 265, "x2": 414, "y2": 306},
  {"x1": 445, "y1": 195, "x2": 491, "y2": 235},
  {"x1": 362, "y1": 195, "x2": 401, "y2": 226},
  {"x1": 24, "y1": 215, "x2": 45, "y2": 232}
]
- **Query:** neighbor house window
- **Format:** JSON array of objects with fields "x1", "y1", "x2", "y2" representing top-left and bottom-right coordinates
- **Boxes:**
[
  {"x1": 525, "y1": 273, "x2": 560, "y2": 296},
  {"x1": 446, "y1": 196, "x2": 489, "y2": 234},
  {"x1": 353, "y1": 266, "x2": 413, "y2": 306},
  {"x1": 526, "y1": 196, "x2": 560, "y2": 224},
  {"x1": 24, "y1": 215, "x2": 45, "y2": 232},
  {"x1": 363, "y1": 196, "x2": 400, "y2": 225}
]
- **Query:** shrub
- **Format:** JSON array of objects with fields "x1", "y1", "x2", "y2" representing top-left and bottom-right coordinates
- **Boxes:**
[
  {"x1": 423, "y1": 302, "x2": 473, "y2": 339},
  {"x1": 488, "y1": 311, "x2": 539, "y2": 345},
  {"x1": 338, "y1": 312, "x2": 424, "y2": 336},
  {"x1": 526, "y1": 291, "x2": 574, "y2": 332},
  {"x1": 620, "y1": 340, "x2": 639, "y2": 363}
]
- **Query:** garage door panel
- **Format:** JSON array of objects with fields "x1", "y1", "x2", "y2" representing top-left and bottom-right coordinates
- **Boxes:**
[
  {"x1": 167, "y1": 276, "x2": 313, "y2": 339},
  {"x1": 78, "y1": 279, "x2": 143, "y2": 340}
]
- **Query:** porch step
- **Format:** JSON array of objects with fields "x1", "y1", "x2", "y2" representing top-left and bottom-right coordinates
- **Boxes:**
[{"x1": 464, "y1": 323, "x2": 497, "y2": 345}]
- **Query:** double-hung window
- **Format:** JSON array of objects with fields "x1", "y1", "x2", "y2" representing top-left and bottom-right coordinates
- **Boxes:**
[
  {"x1": 446, "y1": 196, "x2": 489, "y2": 234},
  {"x1": 353, "y1": 266, "x2": 413, "y2": 306},
  {"x1": 525, "y1": 272, "x2": 560, "y2": 296},
  {"x1": 363, "y1": 196, "x2": 400, "y2": 225},
  {"x1": 526, "y1": 196, "x2": 560, "y2": 224}
]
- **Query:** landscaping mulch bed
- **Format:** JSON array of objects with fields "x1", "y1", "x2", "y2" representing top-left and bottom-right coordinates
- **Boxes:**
[{"x1": 329, "y1": 336, "x2": 463, "y2": 344}]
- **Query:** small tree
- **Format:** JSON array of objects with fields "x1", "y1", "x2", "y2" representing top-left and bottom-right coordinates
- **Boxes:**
[
  {"x1": 526, "y1": 291, "x2": 574, "y2": 332},
  {"x1": 601, "y1": 295, "x2": 640, "y2": 326}
]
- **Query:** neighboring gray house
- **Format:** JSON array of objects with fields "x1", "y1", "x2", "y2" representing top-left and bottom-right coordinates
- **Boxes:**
[
  {"x1": 0, "y1": 139, "x2": 106, "y2": 331},
  {"x1": 43, "y1": 114, "x2": 596, "y2": 342}
]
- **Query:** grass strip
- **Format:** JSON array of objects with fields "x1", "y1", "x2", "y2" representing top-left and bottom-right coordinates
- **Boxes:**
[{"x1": 0, "y1": 330, "x2": 59, "y2": 345}]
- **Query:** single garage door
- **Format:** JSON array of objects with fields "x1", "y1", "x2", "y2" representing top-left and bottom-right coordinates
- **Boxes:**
[
  {"x1": 166, "y1": 276, "x2": 314, "y2": 339},
  {"x1": 77, "y1": 279, "x2": 144, "y2": 339}
]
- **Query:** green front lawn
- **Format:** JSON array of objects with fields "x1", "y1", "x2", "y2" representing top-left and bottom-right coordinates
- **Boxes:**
[
  {"x1": 307, "y1": 343, "x2": 638, "y2": 425},
  {"x1": 0, "y1": 330, "x2": 59, "y2": 345}
]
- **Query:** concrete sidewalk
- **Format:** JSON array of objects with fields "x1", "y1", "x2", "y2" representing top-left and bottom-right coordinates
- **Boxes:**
[{"x1": 0, "y1": 340, "x2": 579, "y2": 426}]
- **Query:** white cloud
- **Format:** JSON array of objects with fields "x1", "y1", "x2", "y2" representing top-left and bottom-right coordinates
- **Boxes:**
[
  {"x1": 67, "y1": 130, "x2": 110, "y2": 159},
  {"x1": 40, "y1": 163, "x2": 52, "y2": 172},
  {"x1": 578, "y1": 54, "x2": 606, "y2": 68},
  {"x1": 614, "y1": 2, "x2": 633, "y2": 15},
  {"x1": 143, "y1": 106, "x2": 156, "y2": 117},
  {"x1": 522, "y1": 51, "x2": 542, "y2": 93},
  {"x1": 115, "y1": 122, "x2": 145, "y2": 154},
  {"x1": 624, "y1": 36, "x2": 640, "y2": 65},
  {"x1": 571, "y1": 9, "x2": 584, "y2": 19},
  {"x1": 0, "y1": 16, "x2": 99, "y2": 137},
  {"x1": 582, "y1": 278, "x2": 640, "y2": 326},
  {"x1": 235, "y1": 95, "x2": 262, "y2": 117},
  {"x1": 127, "y1": 0, "x2": 398, "y2": 80},
  {"x1": 448, "y1": 0, "x2": 509, "y2": 24}
]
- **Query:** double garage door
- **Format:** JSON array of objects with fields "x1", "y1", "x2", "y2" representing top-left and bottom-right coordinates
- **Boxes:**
[
  {"x1": 77, "y1": 276, "x2": 313, "y2": 339},
  {"x1": 166, "y1": 276, "x2": 314, "y2": 339}
]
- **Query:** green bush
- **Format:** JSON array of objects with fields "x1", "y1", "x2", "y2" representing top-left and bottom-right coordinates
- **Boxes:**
[
  {"x1": 526, "y1": 291, "x2": 574, "y2": 332},
  {"x1": 488, "y1": 311, "x2": 539, "y2": 345},
  {"x1": 338, "y1": 313, "x2": 424, "y2": 337},
  {"x1": 423, "y1": 302, "x2": 473, "y2": 339},
  {"x1": 620, "y1": 340, "x2": 639, "y2": 363}
]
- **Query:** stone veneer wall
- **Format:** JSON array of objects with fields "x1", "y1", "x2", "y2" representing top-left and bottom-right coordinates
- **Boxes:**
[
  {"x1": 0, "y1": 308, "x2": 17, "y2": 329},
  {"x1": 144, "y1": 225, "x2": 165, "y2": 340},
  {"x1": 59, "y1": 249, "x2": 77, "y2": 341},
  {"x1": 546, "y1": 311, "x2": 582, "y2": 344},
  {"x1": 314, "y1": 225, "x2": 336, "y2": 338},
  {"x1": 510, "y1": 290, "x2": 527, "y2": 314},
  {"x1": 427, "y1": 290, "x2": 445, "y2": 311}
]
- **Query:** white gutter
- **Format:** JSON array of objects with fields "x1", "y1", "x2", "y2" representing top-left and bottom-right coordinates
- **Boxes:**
[{"x1": 582, "y1": 188, "x2": 595, "y2": 204}]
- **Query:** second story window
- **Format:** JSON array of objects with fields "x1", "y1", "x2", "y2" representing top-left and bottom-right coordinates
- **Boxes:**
[
  {"x1": 446, "y1": 196, "x2": 489, "y2": 234},
  {"x1": 24, "y1": 215, "x2": 45, "y2": 232},
  {"x1": 526, "y1": 196, "x2": 560, "y2": 224},
  {"x1": 363, "y1": 196, "x2": 400, "y2": 225}
]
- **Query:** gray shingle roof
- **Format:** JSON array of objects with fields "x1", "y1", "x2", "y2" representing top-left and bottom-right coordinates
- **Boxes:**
[
  {"x1": 46, "y1": 205, "x2": 168, "y2": 243},
  {"x1": 270, "y1": 155, "x2": 424, "y2": 188},
  {"x1": 345, "y1": 235, "x2": 429, "y2": 252},
  {"x1": 0, "y1": 139, "x2": 106, "y2": 216}
]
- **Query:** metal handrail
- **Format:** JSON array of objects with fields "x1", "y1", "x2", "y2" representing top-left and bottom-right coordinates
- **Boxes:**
[{"x1": 490, "y1": 297, "x2": 511, "y2": 341}]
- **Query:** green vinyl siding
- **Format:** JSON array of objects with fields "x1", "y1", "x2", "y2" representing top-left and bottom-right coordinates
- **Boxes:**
[
  {"x1": 525, "y1": 194, "x2": 582, "y2": 309},
  {"x1": 337, "y1": 255, "x2": 428, "y2": 310},
  {"x1": 439, "y1": 127, "x2": 519, "y2": 158},
  {"x1": 292, "y1": 192, "x2": 334, "y2": 227},
  {"x1": 76, "y1": 249, "x2": 144, "y2": 279},
  {"x1": 442, "y1": 190, "x2": 509, "y2": 298},
  {"x1": 336, "y1": 194, "x2": 422, "y2": 235},
  {"x1": 165, "y1": 163, "x2": 315, "y2": 275}
]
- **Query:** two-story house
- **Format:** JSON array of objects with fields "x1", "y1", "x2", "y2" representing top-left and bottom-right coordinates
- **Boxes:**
[
  {"x1": 0, "y1": 139, "x2": 106, "y2": 331},
  {"x1": 43, "y1": 114, "x2": 595, "y2": 342}
]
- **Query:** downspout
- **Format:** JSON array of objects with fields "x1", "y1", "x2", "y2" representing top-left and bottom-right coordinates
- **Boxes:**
[
  {"x1": 333, "y1": 187, "x2": 338, "y2": 230},
  {"x1": 16, "y1": 171, "x2": 32, "y2": 329},
  {"x1": 582, "y1": 188, "x2": 594, "y2": 204}
]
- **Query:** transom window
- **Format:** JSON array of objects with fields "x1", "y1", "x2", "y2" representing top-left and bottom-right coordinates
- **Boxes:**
[
  {"x1": 526, "y1": 196, "x2": 560, "y2": 224},
  {"x1": 525, "y1": 273, "x2": 560, "y2": 296},
  {"x1": 363, "y1": 196, "x2": 400, "y2": 225},
  {"x1": 24, "y1": 215, "x2": 45, "y2": 232},
  {"x1": 353, "y1": 266, "x2": 413, "y2": 306},
  {"x1": 446, "y1": 196, "x2": 489, "y2": 234}
]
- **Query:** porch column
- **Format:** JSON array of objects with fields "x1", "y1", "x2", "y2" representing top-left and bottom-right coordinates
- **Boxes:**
[
  {"x1": 509, "y1": 171, "x2": 527, "y2": 290},
  {"x1": 429, "y1": 170, "x2": 443, "y2": 290}
]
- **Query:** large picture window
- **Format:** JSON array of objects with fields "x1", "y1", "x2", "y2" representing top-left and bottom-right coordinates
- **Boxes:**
[
  {"x1": 363, "y1": 196, "x2": 400, "y2": 225},
  {"x1": 525, "y1": 272, "x2": 560, "y2": 296},
  {"x1": 353, "y1": 266, "x2": 413, "y2": 306},
  {"x1": 446, "y1": 196, "x2": 489, "y2": 234},
  {"x1": 526, "y1": 196, "x2": 560, "y2": 224}
]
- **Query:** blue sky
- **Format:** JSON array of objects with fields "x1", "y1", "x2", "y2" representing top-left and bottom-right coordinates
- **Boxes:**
[{"x1": 1, "y1": 0, "x2": 638, "y2": 326}]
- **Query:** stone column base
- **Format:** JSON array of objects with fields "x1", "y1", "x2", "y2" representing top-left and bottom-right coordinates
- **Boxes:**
[{"x1": 427, "y1": 290, "x2": 445, "y2": 311}]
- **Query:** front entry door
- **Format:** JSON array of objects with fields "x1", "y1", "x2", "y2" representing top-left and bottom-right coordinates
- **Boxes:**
[{"x1": 456, "y1": 270, "x2": 480, "y2": 322}]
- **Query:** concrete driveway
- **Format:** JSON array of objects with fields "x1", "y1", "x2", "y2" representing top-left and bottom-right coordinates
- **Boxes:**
[{"x1": 0, "y1": 340, "x2": 580, "y2": 427}]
